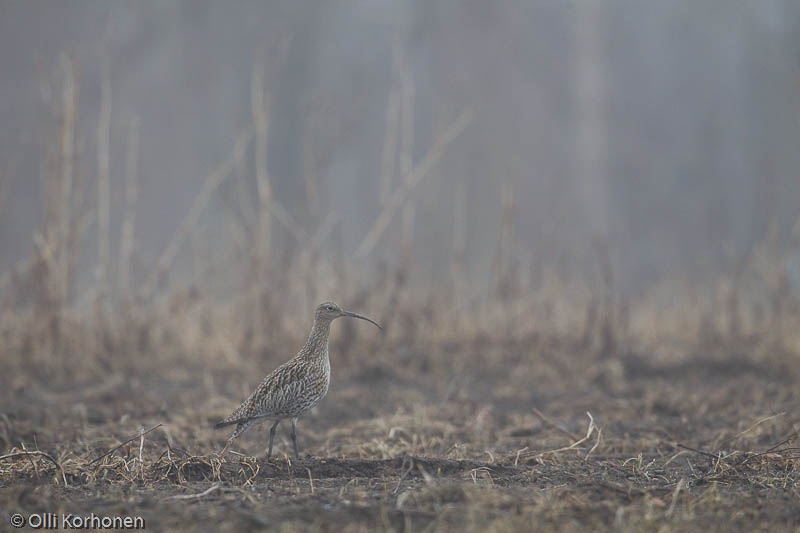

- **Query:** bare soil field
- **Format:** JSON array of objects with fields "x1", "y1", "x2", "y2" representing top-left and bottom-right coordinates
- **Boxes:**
[
  {"x1": 1, "y1": 327, "x2": 798, "y2": 532},
  {"x1": 2, "y1": 4, "x2": 799, "y2": 530}
]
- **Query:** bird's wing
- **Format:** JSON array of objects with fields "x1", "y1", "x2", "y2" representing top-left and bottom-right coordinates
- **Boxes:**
[
  {"x1": 215, "y1": 357, "x2": 319, "y2": 428},
  {"x1": 252, "y1": 359, "x2": 313, "y2": 416}
]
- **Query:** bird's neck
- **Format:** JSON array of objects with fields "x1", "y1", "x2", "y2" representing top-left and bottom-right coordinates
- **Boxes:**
[{"x1": 301, "y1": 319, "x2": 331, "y2": 360}]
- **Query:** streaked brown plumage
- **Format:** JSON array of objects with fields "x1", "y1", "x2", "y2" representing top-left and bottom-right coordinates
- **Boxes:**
[{"x1": 215, "y1": 301, "x2": 381, "y2": 458}]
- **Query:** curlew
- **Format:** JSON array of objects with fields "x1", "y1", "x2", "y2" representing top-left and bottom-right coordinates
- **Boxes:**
[{"x1": 215, "y1": 301, "x2": 381, "y2": 458}]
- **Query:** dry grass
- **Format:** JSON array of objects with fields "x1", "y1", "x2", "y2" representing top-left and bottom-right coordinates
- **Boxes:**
[
  {"x1": 1, "y1": 297, "x2": 798, "y2": 531},
  {"x1": 1, "y1": 55, "x2": 800, "y2": 532}
]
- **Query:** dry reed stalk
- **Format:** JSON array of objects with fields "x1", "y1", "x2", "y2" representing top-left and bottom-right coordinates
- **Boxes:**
[
  {"x1": 400, "y1": 205, "x2": 416, "y2": 268},
  {"x1": 355, "y1": 109, "x2": 471, "y2": 261},
  {"x1": 380, "y1": 86, "x2": 400, "y2": 207},
  {"x1": 450, "y1": 178, "x2": 467, "y2": 307},
  {"x1": 0, "y1": 169, "x2": 6, "y2": 214},
  {"x1": 232, "y1": 149, "x2": 256, "y2": 227},
  {"x1": 249, "y1": 48, "x2": 275, "y2": 356},
  {"x1": 379, "y1": 32, "x2": 404, "y2": 207},
  {"x1": 493, "y1": 177, "x2": 517, "y2": 299},
  {"x1": 715, "y1": 412, "x2": 787, "y2": 450},
  {"x1": 270, "y1": 201, "x2": 307, "y2": 243},
  {"x1": 593, "y1": 238, "x2": 616, "y2": 356},
  {"x1": 398, "y1": 38, "x2": 416, "y2": 266},
  {"x1": 88, "y1": 423, "x2": 163, "y2": 466},
  {"x1": 231, "y1": 159, "x2": 306, "y2": 245},
  {"x1": 520, "y1": 412, "x2": 602, "y2": 461},
  {"x1": 141, "y1": 128, "x2": 254, "y2": 298},
  {"x1": 165, "y1": 483, "x2": 221, "y2": 501},
  {"x1": 58, "y1": 53, "x2": 77, "y2": 308},
  {"x1": 96, "y1": 55, "x2": 111, "y2": 303},
  {"x1": 251, "y1": 47, "x2": 272, "y2": 279},
  {"x1": 302, "y1": 113, "x2": 321, "y2": 215},
  {"x1": 223, "y1": 143, "x2": 254, "y2": 259},
  {"x1": 118, "y1": 117, "x2": 139, "y2": 298}
]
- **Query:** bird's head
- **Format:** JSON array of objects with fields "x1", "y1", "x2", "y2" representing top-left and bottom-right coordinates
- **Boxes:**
[{"x1": 315, "y1": 301, "x2": 382, "y2": 330}]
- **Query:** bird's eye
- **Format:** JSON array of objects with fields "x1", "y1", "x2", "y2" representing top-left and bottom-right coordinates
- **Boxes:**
[{"x1": 326, "y1": 305, "x2": 335, "y2": 311}]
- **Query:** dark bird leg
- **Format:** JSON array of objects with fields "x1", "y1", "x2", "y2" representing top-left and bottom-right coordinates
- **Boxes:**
[
  {"x1": 291, "y1": 417, "x2": 299, "y2": 458},
  {"x1": 267, "y1": 420, "x2": 280, "y2": 459}
]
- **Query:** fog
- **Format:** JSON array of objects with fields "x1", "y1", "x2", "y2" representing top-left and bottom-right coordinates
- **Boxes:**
[{"x1": 1, "y1": 0, "x2": 798, "y2": 300}]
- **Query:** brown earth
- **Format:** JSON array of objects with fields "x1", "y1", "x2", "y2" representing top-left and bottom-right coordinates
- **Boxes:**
[{"x1": 1, "y1": 333, "x2": 798, "y2": 532}]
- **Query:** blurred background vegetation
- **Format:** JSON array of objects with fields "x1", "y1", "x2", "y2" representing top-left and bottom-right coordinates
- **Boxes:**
[{"x1": 1, "y1": 0, "x2": 800, "y2": 385}]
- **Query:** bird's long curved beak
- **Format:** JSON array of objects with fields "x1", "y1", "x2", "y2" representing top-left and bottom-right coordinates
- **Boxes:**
[{"x1": 343, "y1": 310, "x2": 383, "y2": 330}]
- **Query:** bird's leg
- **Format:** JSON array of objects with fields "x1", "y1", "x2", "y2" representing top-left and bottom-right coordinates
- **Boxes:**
[
  {"x1": 267, "y1": 420, "x2": 280, "y2": 459},
  {"x1": 291, "y1": 417, "x2": 299, "y2": 459}
]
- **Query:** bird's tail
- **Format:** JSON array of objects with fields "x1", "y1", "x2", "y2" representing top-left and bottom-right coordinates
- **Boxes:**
[{"x1": 214, "y1": 419, "x2": 238, "y2": 429}]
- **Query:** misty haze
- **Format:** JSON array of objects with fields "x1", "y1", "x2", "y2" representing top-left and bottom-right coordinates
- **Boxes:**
[{"x1": 1, "y1": 2, "x2": 799, "y2": 531}]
